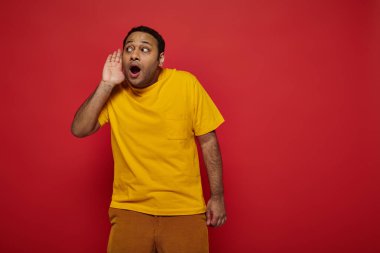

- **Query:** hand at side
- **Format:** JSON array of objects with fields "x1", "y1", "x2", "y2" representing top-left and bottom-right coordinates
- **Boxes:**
[{"x1": 206, "y1": 195, "x2": 227, "y2": 227}]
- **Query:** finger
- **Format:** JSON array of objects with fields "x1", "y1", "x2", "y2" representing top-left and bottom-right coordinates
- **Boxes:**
[
  {"x1": 115, "y1": 49, "x2": 122, "y2": 63},
  {"x1": 211, "y1": 214, "x2": 218, "y2": 226},
  {"x1": 217, "y1": 217, "x2": 223, "y2": 227},
  {"x1": 206, "y1": 210, "x2": 211, "y2": 226},
  {"x1": 213, "y1": 213, "x2": 226, "y2": 227},
  {"x1": 221, "y1": 217, "x2": 227, "y2": 226},
  {"x1": 111, "y1": 51, "x2": 117, "y2": 61},
  {"x1": 106, "y1": 54, "x2": 112, "y2": 62}
]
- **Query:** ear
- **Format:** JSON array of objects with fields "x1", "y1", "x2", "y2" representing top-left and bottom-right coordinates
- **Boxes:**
[{"x1": 159, "y1": 53, "x2": 165, "y2": 66}]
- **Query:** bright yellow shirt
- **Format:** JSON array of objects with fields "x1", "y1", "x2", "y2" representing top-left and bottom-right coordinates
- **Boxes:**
[{"x1": 98, "y1": 68, "x2": 224, "y2": 215}]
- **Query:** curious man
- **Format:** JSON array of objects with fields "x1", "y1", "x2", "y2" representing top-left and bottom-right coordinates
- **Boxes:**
[{"x1": 71, "y1": 26, "x2": 226, "y2": 253}]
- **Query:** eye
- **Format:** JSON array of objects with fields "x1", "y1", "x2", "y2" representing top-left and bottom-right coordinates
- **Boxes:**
[
  {"x1": 125, "y1": 46, "x2": 133, "y2": 53},
  {"x1": 141, "y1": 47, "x2": 150, "y2": 53}
]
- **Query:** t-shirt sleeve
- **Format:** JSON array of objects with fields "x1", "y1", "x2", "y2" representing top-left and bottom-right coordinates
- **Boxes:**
[
  {"x1": 98, "y1": 102, "x2": 109, "y2": 126},
  {"x1": 192, "y1": 77, "x2": 224, "y2": 136}
]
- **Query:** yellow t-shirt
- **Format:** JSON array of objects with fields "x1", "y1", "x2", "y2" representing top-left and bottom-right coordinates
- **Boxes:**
[{"x1": 98, "y1": 68, "x2": 224, "y2": 215}]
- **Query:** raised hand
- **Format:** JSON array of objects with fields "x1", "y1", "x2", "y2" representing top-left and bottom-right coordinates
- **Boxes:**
[{"x1": 102, "y1": 49, "x2": 125, "y2": 87}]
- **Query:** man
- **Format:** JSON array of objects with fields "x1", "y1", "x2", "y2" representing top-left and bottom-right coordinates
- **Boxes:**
[{"x1": 71, "y1": 26, "x2": 226, "y2": 253}]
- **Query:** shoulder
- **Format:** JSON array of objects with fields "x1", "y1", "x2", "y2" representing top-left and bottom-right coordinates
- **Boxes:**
[
  {"x1": 165, "y1": 68, "x2": 196, "y2": 80},
  {"x1": 166, "y1": 69, "x2": 201, "y2": 89},
  {"x1": 175, "y1": 69, "x2": 195, "y2": 78}
]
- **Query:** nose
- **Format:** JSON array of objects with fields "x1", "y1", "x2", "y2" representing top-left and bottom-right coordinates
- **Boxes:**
[{"x1": 130, "y1": 49, "x2": 140, "y2": 61}]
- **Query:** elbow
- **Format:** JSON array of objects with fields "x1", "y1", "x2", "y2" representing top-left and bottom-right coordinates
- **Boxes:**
[
  {"x1": 71, "y1": 127, "x2": 86, "y2": 138},
  {"x1": 71, "y1": 131, "x2": 87, "y2": 138},
  {"x1": 71, "y1": 118, "x2": 100, "y2": 138},
  {"x1": 71, "y1": 123, "x2": 91, "y2": 138}
]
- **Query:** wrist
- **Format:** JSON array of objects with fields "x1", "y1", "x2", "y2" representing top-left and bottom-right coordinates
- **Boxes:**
[
  {"x1": 210, "y1": 193, "x2": 224, "y2": 199},
  {"x1": 99, "y1": 80, "x2": 116, "y2": 90}
]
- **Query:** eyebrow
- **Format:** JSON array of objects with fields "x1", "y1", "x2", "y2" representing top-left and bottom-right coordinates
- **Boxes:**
[{"x1": 125, "y1": 40, "x2": 153, "y2": 46}]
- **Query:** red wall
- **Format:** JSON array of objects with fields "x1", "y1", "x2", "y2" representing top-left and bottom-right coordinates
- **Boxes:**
[{"x1": 0, "y1": 0, "x2": 379, "y2": 252}]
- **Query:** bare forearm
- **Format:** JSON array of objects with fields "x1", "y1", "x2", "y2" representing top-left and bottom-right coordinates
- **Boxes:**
[
  {"x1": 71, "y1": 81, "x2": 114, "y2": 137},
  {"x1": 72, "y1": 49, "x2": 125, "y2": 137},
  {"x1": 199, "y1": 131, "x2": 224, "y2": 197},
  {"x1": 198, "y1": 131, "x2": 226, "y2": 227}
]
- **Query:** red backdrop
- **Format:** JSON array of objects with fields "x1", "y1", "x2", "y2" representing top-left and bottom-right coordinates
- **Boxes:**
[{"x1": 0, "y1": 0, "x2": 379, "y2": 252}]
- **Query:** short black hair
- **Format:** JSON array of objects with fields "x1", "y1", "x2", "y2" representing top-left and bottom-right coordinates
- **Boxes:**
[{"x1": 123, "y1": 26, "x2": 165, "y2": 55}]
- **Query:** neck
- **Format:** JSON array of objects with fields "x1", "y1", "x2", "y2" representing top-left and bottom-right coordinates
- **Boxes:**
[{"x1": 127, "y1": 67, "x2": 163, "y2": 90}]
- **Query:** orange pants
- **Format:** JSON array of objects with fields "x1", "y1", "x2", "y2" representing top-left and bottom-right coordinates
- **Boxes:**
[{"x1": 107, "y1": 208, "x2": 209, "y2": 253}]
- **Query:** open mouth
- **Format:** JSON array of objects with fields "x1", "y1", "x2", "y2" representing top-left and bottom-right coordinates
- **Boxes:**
[{"x1": 130, "y1": 66, "x2": 141, "y2": 74}]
